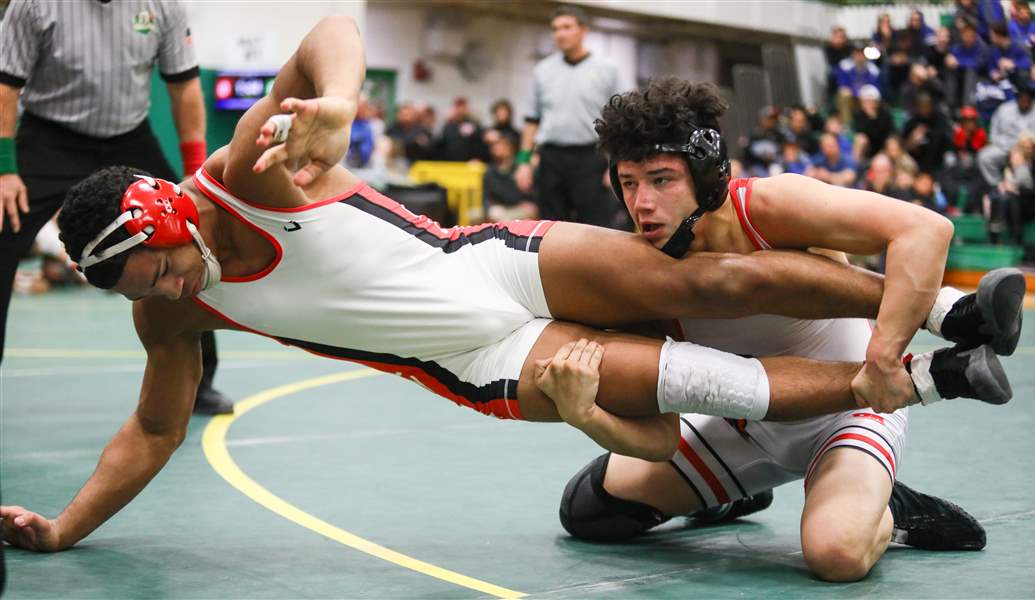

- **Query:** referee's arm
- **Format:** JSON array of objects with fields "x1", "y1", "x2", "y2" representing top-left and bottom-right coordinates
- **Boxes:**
[
  {"x1": 0, "y1": 81, "x2": 28, "y2": 233},
  {"x1": 164, "y1": 72, "x2": 206, "y2": 176}
]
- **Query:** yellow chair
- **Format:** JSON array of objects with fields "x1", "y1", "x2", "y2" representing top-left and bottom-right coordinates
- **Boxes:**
[{"x1": 408, "y1": 161, "x2": 486, "y2": 226}]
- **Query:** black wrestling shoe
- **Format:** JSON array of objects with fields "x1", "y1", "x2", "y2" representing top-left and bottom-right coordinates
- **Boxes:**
[
  {"x1": 925, "y1": 345, "x2": 1012, "y2": 405},
  {"x1": 888, "y1": 482, "x2": 986, "y2": 550},
  {"x1": 691, "y1": 489, "x2": 774, "y2": 524},
  {"x1": 942, "y1": 268, "x2": 1026, "y2": 356},
  {"x1": 193, "y1": 387, "x2": 235, "y2": 415}
]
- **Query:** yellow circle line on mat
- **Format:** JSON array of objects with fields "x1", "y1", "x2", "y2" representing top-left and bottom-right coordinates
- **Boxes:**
[{"x1": 201, "y1": 368, "x2": 526, "y2": 600}]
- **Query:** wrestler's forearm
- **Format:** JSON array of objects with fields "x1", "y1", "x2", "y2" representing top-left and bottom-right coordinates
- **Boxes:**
[
  {"x1": 869, "y1": 219, "x2": 952, "y2": 363},
  {"x1": 295, "y1": 16, "x2": 365, "y2": 102},
  {"x1": 574, "y1": 410, "x2": 679, "y2": 462},
  {"x1": 54, "y1": 416, "x2": 181, "y2": 549}
]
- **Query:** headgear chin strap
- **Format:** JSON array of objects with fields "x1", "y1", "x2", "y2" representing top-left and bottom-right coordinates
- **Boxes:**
[
  {"x1": 608, "y1": 123, "x2": 731, "y2": 258},
  {"x1": 658, "y1": 210, "x2": 705, "y2": 258},
  {"x1": 77, "y1": 175, "x2": 221, "y2": 291}
]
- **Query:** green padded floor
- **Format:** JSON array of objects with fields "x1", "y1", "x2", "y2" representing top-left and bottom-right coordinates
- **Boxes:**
[{"x1": 2, "y1": 288, "x2": 1033, "y2": 598}]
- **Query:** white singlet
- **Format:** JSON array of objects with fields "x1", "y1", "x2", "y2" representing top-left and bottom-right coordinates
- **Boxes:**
[
  {"x1": 666, "y1": 178, "x2": 908, "y2": 509},
  {"x1": 192, "y1": 169, "x2": 555, "y2": 420}
]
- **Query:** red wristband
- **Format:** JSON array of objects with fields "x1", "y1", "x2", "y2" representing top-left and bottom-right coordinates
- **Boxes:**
[{"x1": 180, "y1": 140, "x2": 207, "y2": 177}]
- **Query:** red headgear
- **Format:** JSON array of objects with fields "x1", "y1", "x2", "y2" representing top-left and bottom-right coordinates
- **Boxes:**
[{"x1": 78, "y1": 175, "x2": 200, "y2": 269}]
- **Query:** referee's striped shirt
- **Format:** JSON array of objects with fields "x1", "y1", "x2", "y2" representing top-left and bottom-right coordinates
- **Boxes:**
[{"x1": 0, "y1": 0, "x2": 199, "y2": 138}]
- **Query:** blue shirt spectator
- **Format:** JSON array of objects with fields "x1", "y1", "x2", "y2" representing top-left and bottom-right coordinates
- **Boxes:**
[
  {"x1": 987, "y1": 22, "x2": 1031, "y2": 81},
  {"x1": 836, "y1": 47, "x2": 881, "y2": 97},
  {"x1": 779, "y1": 136, "x2": 813, "y2": 175},
  {"x1": 956, "y1": 0, "x2": 1006, "y2": 40},
  {"x1": 950, "y1": 21, "x2": 989, "y2": 74},
  {"x1": 1009, "y1": 2, "x2": 1035, "y2": 49},
  {"x1": 809, "y1": 132, "x2": 857, "y2": 187},
  {"x1": 347, "y1": 119, "x2": 374, "y2": 168},
  {"x1": 906, "y1": 9, "x2": 936, "y2": 48}
]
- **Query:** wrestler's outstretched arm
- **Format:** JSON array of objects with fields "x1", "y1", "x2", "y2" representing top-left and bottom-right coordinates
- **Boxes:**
[
  {"x1": 0, "y1": 299, "x2": 201, "y2": 551},
  {"x1": 221, "y1": 15, "x2": 365, "y2": 208},
  {"x1": 746, "y1": 173, "x2": 953, "y2": 407}
]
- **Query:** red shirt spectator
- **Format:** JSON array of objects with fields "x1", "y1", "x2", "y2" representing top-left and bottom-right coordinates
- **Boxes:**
[{"x1": 953, "y1": 105, "x2": 988, "y2": 151}]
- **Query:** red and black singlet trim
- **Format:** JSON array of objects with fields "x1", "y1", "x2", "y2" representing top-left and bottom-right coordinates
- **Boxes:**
[{"x1": 341, "y1": 188, "x2": 551, "y2": 254}]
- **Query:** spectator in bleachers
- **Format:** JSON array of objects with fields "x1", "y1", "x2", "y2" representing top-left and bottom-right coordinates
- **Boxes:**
[
  {"x1": 786, "y1": 105, "x2": 820, "y2": 156},
  {"x1": 346, "y1": 98, "x2": 393, "y2": 190},
  {"x1": 808, "y1": 132, "x2": 857, "y2": 187},
  {"x1": 836, "y1": 45, "x2": 881, "y2": 126},
  {"x1": 987, "y1": 22, "x2": 1031, "y2": 84},
  {"x1": 852, "y1": 84, "x2": 896, "y2": 161},
  {"x1": 824, "y1": 26, "x2": 852, "y2": 103},
  {"x1": 346, "y1": 95, "x2": 376, "y2": 170},
  {"x1": 978, "y1": 79, "x2": 1035, "y2": 185},
  {"x1": 904, "y1": 9, "x2": 937, "y2": 52},
  {"x1": 861, "y1": 153, "x2": 909, "y2": 199},
  {"x1": 419, "y1": 103, "x2": 438, "y2": 135},
  {"x1": 435, "y1": 96, "x2": 488, "y2": 162},
  {"x1": 987, "y1": 132, "x2": 1035, "y2": 242},
  {"x1": 954, "y1": 105, "x2": 989, "y2": 153},
  {"x1": 483, "y1": 131, "x2": 537, "y2": 222},
  {"x1": 879, "y1": 14, "x2": 915, "y2": 99},
  {"x1": 872, "y1": 12, "x2": 896, "y2": 62},
  {"x1": 742, "y1": 105, "x2": 783, "y2": 176},
  {"x1": 902, "y1": 92, "x2": 954, "y2": 173},
  {"x1": 884, "y1": 134, "x2": 920, "y2": 177},
  {"x1": 386, "y1": 102, "x2": 435, "y2": 165},
  {"x1": 1009, "y1": 1, "x2": 1035, "y2": 49},
  {"x1": 955, "y1": 0, "x2": 1006, "y2": 41},
  {"x1": 823, "y1": 113, "x2": 854, "y2": 157},
  {"x1": 488, "y1": 99, "x2": 520, "y2": 145},
  {"x1": 974, "y1": 73, "x2": 1019, "y2": 122},
  {"x1": 907, "y1": 171, "x2": 948, "y2": 212},
  {"x1": 777, "y1": 133, "x2": 813, "y2": 175},
  {"x1": 926, "y1": 25, "x2": 952, "y2": 71},
  {"x1": 946, "y1": 17, "x2": 989, "y2": 107},
  {"x1": 902, "y1": 63, "x2": 947, "y2": 116}
]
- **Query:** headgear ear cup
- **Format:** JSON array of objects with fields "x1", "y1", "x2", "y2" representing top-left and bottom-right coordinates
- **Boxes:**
[
  {"x1": 120, "y1": 175, "x2": 199, "y2": 247},
  {"x1": 77, "y1": 175, "x2": 221, "y2": 291}
]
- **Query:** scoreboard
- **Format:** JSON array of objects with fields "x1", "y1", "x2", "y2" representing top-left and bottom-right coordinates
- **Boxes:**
[{"x1": 213, "y1": 71, "x2": 277, "y2": 110}]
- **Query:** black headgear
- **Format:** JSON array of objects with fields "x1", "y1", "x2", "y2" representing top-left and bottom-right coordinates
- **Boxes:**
[{"x1": 608, "y1": 125, "x2": 731, "y2": 258}]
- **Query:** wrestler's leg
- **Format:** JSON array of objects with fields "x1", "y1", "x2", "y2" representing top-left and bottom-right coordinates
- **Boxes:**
[
  {"x1": 537, "y1": 221, "x2": 885, "y2": 327},
  {"x1": 800, "y1": 449, "x2": 894, "y2": 582},
  {"x1": 516, "y1": 321, "x2": 859, "y2": 422},
  {"x1": 604, "y1": 454, "x2": 702, "y2": 516}
]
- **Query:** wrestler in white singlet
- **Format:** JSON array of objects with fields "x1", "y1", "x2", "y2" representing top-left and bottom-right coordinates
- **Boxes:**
[{"x1": 192, "y1": 168, "x2": 556, "y2": 420}]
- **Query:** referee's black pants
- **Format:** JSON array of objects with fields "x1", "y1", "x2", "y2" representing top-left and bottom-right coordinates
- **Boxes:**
[
  {"x1": 534, "y1": 144, "x2": 631, "y2": 230},
  {"x1": 0, "y1": 112, "x2": 220, "y2": 392}
]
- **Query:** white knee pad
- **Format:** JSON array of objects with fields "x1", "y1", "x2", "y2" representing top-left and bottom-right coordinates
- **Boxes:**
[{"x1": 657, "y1": 340, "x2": 770, "y2": 420}]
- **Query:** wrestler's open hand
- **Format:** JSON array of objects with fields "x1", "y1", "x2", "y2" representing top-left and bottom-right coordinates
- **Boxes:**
[
  {"x1": 851, "y1": 359, "x2": 916, "y2": 413},
  {"x1": 534, "y1": 338, "x2": 605, "y2": 427},
  {"x1": 253, "y1": 96, "x2": 356, "y2": 187},
  {"x1": 1, "y1": 505, "x2": 63, "y2": 552}
]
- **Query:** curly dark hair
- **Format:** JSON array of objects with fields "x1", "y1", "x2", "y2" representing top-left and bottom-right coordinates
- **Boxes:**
[
  {"x1": 595, "y1": 77, "x2": 729, "y2": 162},
  {"x1": 58, "y1": 166, "x2": 151, "y2": 289}
]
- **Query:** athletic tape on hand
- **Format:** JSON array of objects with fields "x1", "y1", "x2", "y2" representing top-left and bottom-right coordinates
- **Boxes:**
[{"x1": 269, "y1": 114, "x2": 293, "y2": 144}]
